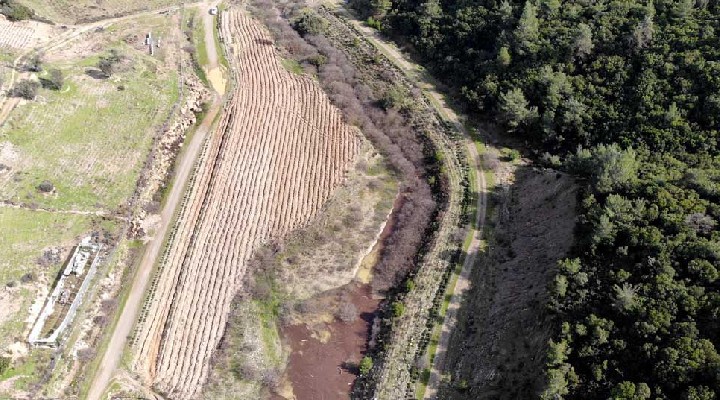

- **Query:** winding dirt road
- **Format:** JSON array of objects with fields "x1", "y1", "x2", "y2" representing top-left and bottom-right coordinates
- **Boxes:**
[
  {"x1": 85, "y1": 2, "x2": 225, "y2": 399},
  {"x1": 343, "y1": 14, "x2": 488, "y2": 400}
]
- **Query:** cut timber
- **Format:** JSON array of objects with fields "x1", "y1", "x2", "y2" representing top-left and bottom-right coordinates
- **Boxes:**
[{"x1": 132, "y1": 9, "x2": 360, "y2": 399}]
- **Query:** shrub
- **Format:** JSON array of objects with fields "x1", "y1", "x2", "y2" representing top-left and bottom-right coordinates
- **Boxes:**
[
  {"x1": 366, "y1": 16, "x2": 382, "y2": 30},
  {"x1": 0, "y1": 357, "x2": 10, "y2": 375},
  {"x1": 392, "y1": 301, "x2": 405, "y2": 317},
  {"x1": 359, "y1": 355, "x2": 373, "y2": 375},
  {"x1": 97, "y1": 49, "x2": 122, "y2": 77},
  {"x1": 12, "y1": 79, "x2": 40, "y2": 100},
  {"x1": 41, "y1": 69, "x2": 64, "y2": 90},
  {"x1": 292, "y1": 9, "x2": 327, "y2": 36},
  {"x1": 37, "y1": 180, "x2": 54, "y2": 193},
  {"x1": 76, "y1": 347, "x2": 96, "y2": 362},
  {"x1": 305, "y1": 54, "x2": 328, "y2": 67},
  {"x1": 336, "y1": 301, "x2": 358, "y2": 323},
  {"x1": 26, "y1": 53, "x2": 42, "y2": 72},
  {"x1": 20, "y1": 272, "x2": 35, "y2": 283}
]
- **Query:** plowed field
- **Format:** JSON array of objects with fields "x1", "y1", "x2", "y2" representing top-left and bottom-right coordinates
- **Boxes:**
[{"x1": 132, "y1": 10, "x2": 359, "y2": 399}]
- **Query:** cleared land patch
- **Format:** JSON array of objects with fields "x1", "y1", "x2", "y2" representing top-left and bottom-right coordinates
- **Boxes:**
[{"x1": 132, "y1": 10, "x2": 360, "y2": 399}]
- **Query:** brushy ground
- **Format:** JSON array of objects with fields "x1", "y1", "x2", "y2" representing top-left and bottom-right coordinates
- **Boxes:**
[
  {"x1": 0, "y1": 25, "x2": 179, "y2": 211},
  {"x1": 438, "y1": 167, "x2": 577, "y2": 399},
  {"x1": 0, "y1": 208, "x2": 111, "y2": 349}
]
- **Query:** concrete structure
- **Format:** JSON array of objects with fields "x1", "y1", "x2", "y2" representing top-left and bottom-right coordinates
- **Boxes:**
[{"x1": 28, "y1": 237, "x2": 102, "y2": 347}]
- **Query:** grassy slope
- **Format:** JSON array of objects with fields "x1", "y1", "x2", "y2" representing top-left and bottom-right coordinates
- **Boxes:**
[
  {"x1": 16, "y1": 0, "x2": 178, "y2": 23},
  {"x1": 0, "y1": 13, "x2": 180, "y2": 398},
  {"x1": 0, "y1": 52, "x2": 178, "y2": 211}
]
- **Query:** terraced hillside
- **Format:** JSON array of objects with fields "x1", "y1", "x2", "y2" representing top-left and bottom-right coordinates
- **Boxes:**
[{"x1": 132, "y1": 9, "x2": 360, "y2": 398}]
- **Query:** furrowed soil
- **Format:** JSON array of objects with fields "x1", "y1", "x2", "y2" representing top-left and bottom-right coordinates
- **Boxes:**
[
  {"x1": 132, "y1": 9, "x2": 360, "y2": 399},
  {"x1": 438, "y1": 167, "x2": 578, "y2": 399},
  {"x1": 202, "y1": 137, "x2": 397, "y2": 399}
]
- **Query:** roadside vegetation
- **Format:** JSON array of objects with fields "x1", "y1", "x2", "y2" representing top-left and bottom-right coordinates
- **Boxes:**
[{"x1": 356, "y1": 0, "x2": 720, "y2": 398}]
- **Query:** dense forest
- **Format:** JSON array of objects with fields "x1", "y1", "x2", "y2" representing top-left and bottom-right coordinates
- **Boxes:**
[{"x1": 350, "y1": 0, "x2": 720, "y2": 398}]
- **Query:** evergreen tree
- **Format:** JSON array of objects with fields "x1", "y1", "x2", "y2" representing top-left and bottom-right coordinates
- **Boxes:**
[{"x1": 514, "y1": 1, "x2": 539, "y2": 55}]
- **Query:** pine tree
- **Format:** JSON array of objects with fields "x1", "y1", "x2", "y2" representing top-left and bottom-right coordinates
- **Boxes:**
[{"x1": 514, "y1": 1, "x2": 539, "y2": 55}]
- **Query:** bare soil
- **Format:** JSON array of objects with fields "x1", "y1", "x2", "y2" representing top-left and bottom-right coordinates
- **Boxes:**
[{"x1": 278, "y1": 282, "x2": 379, "y2": 400}]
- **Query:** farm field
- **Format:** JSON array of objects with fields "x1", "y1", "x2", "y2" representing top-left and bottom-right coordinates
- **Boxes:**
[
  {"x1": 132, "y1": 9, "x2": 360, "y2": 399},
  {"x1": 0, "y1": 17, "x2": 180, "y2": 212},
  {"x1": 0, "y1": 17, "x2": 53, "y2": 50},
  {"x1": 16, "y1": 0, "x2": 181, "y2": 24}
]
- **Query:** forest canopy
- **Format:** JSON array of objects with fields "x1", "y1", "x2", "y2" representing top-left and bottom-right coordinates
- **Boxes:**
[{"x1": 352, "y1": 0, "x2": 720, "y2": 398}]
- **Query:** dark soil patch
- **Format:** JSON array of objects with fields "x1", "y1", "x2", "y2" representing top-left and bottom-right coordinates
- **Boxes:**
[{"x1": 277, "y1": 283, "x2": 379, "y2": 400}]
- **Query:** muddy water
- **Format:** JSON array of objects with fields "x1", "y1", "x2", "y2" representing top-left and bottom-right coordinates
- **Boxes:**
[
  {"x1": 278, "y1": 283, "x2": 379, "y2": 400},
  {"x1": 274, "y1": 193, "x2": 403, "y2": 399}
]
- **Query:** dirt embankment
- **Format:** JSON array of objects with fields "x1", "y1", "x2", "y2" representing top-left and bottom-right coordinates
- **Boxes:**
[{"x1": 439, "y1": 167, "x2": 578, "y2": 399}]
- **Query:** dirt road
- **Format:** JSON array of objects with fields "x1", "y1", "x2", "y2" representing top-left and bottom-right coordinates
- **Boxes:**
[
  {"x1": 424, "y1": 139, "x2": 486, "y2": 399},
  {"x1": 203, "y1": 1, "x2": 225, "y2": 95},
  {"x1": 85, "y1": 3, "x2": 224, "y2": 400},
  {"x1": 86, "y1": 97, "x2": 222, "y2": 400},
  {"x1": 343, "y1": 15, "x2": 488, "y2": 400}
]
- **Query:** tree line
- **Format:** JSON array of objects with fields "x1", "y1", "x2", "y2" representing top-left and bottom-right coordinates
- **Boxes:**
[{"x1": 352, "y1": 0, "x2": 720, "y2": 398}]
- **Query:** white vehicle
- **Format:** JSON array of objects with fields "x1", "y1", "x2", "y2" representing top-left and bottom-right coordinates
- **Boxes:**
[{"x1": 209, "y1": 7, "x2": 218, "y2": 15}]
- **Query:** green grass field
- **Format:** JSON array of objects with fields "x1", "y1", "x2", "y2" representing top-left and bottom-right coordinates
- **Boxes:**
[
  {"x1": 16, "y1": 0, "x2": 179, "y2": 23},
  {"x1": 0, "y1": 47, "x2": 178, "y2": 211}
]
